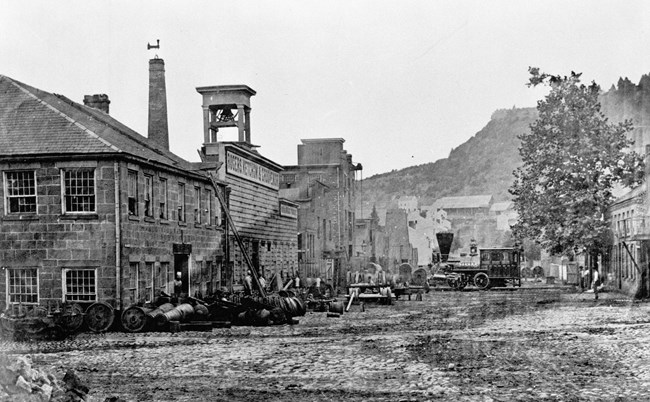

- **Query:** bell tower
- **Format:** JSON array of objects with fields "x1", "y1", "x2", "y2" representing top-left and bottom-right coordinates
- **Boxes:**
[{"x1": 196, "y1": 85, "x2": 256, "y2": 155}]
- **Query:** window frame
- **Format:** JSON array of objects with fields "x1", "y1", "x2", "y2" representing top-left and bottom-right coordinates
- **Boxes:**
[
  {"x1": 159, "y1": 177, "x2": 168, "y2": 220},
  {"x1": 61, "y1": 168, "x2": 97, "y2": 214},
  {"x1": 144, "y1": 174, "x2": 154, "y2": 218},
  {"x1": 7, "y1": 268, "x2": 39, "y2": 305},
  {"x1": 127, "y1": 170, "x2": 139, "y2": 216},
  {"x1": 178, "y1": 182, "x2": 186, "y2": 222},
  {"x1": 194, "y1": 186, "x2": 202, "y2": 224},
  {"x1": 62, "y1": 268, "x2": 98, "y2": 302},
  {"x1": 4, "y1": 170, "x2": 37, "y2": 215}
]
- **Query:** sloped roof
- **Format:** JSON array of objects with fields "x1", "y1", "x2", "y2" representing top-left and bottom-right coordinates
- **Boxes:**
[
  {"x1": 490, "y1": 201, "x2": 513, "y2": 213},
  {"x1": 435, "y1": 195, "x2": 493, "y2": 210},
  {"x1": 0, "y1": 75, "x2": 194, "y2": 171}
]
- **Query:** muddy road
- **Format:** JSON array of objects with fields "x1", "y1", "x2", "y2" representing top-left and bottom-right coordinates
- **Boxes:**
[{"x1": 2, "y1": 288, "x2": 650, "y2": 401}]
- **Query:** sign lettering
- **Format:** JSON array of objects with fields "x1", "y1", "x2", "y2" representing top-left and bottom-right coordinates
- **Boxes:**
[
  {"x1": 279, "y1": 201, "x2": 298, "y2": 219},
  {"x1": 226, "y1": 151, "x2": 279, "y2": 189}
]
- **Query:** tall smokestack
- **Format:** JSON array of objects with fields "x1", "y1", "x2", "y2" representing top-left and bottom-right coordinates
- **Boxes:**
[{"x1": 148, "y1": 58, "x2": 169, "y2": 150}]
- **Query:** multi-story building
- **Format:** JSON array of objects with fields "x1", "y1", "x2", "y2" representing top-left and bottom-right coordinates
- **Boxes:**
[
  {"x1": 0, "y1": 55, "x2": 299, "y2": 318},
  {"x1": 606, "y1": 159, "x2": 650, "y2": 297},
  {"x1": 0, "y1": 59, "x2": 224, "y2": 314},
  {"x1": 280, "y1": 138, "x2": 362, "y2": 289},
  {"x1": 196, "y1": 85, "x2": 298, "y2": 290}
]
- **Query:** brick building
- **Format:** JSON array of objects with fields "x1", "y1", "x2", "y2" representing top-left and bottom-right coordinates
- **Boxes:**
[
  {"x1": 0, "y1": 62, "x2": 224, "y2": 313},
  {"x1": 280, "y1": 138, "x2": 362, "y2": 288},
  {"x1": 196, "y1": 85, "x2": 298, "y2": 290}
]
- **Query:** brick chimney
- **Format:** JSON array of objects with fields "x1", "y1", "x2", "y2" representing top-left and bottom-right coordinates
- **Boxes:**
[
  {"x1": 148, "y1": 58, "x2": 169, "y2": 150},
  {"x1": 83, "y1": 94, "x2": 110, "y2": 114}
]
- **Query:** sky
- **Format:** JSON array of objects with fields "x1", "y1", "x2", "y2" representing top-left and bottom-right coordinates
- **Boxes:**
[{"x1": 2, "y1": 1, "x2": 650, "y2": 177}]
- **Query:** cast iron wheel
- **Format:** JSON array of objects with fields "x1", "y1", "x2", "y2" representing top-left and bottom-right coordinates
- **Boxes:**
[
  {"x1": 474, "y1": 273, "x2": 490, "y2": 290},
  {"x1": 121, "y1": 306, "x2": 150, "y2": 333},
  {"x1": 85, "y1": 302, "x2": 115, "y2": 333}
]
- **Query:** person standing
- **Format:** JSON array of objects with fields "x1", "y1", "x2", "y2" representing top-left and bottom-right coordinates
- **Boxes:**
[
  {"x1": 243, "y1": 270, "x2": 253, "y2": 296},
  {"x1": 592, "y1": 266, "x2": 600, "y2": 300}
]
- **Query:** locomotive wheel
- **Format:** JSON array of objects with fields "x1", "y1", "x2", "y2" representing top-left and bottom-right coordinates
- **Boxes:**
[
  {"x1": 121, "y1": 306, "x2": 150, "y2": 333},
  {"x1": 85, "y1": 302, "x2": 115, "y2": 333},
  {"x1": 474, "y1": 273, "x2": 490, "y2": 290}
]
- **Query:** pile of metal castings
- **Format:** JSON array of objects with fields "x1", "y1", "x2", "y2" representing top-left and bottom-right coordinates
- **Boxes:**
[
  {"x1": 120, "y1": 291, "x2": 308, "y2": 333},
  {"x1": 0, "y1": 302, "x2": 84, "y2": 341}
]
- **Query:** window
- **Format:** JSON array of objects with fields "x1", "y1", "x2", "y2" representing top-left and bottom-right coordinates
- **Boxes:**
[
  {"x1": 194, "y1": 186, "x2": 201, "y2": 224},
  {"x1": 127, "y1": 170, "x2": 138, "y2": 215},
  {"x1": 62, "y1": 169, "x2": 96, "y2": 213},
  {"x1": 317, "y1": 216, "x2": 321, "y2": 239},
  {"x1": 138, "y1": 262, "x2": 154, "y2": 302},
  {"x1": 144, "y1": 175, "x2": 153, "y2": 217},
  {"x1": 5, "y1": 171, "x2": 37, "y2": 214},
  {"x1": 206, "y1": 189, "x2": 213, "y2": 226},
  {"x1": 63, "y1": 269, "x2": 97, "y2": 302},
  {"x1": 7, "y1": 268, "x2": 38, "y2": 304},
  {"x1": 159, "y1": 178, "x2": 168, "y2": 220},
  {"x1": 178, "y1": 183, "x2": 186, "y2": 222}
]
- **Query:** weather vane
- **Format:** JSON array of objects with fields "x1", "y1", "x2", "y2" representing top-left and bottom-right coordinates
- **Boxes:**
[{"x1": 147, "y1": 39, "x2": 160, "y2": 58}]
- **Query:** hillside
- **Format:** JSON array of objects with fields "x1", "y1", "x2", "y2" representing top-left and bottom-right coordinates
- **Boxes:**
[
  {"x1": 358, "y1": 73, "x2": 650, "y2": 217},
  {"x1": 357, "y1": 107, "x2": 537, "y2": 215}
]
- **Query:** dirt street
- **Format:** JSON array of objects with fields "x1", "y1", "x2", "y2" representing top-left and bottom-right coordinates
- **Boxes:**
[{"x1": 2, "y1": 287, "x2": 650, "y2": 401}]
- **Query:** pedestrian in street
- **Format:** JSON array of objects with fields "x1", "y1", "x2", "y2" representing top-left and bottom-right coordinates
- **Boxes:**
[
  {"x1": 294, "y1": 274, "x2": 301, "y2": 290},
  {"x1": 592, "y1": 266, "x2": 600, "y2": 300}
]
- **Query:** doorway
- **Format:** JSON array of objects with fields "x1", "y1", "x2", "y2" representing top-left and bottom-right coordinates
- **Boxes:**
[{"x1": 174, "y1": 254, "x2": 189, "y2": 296}]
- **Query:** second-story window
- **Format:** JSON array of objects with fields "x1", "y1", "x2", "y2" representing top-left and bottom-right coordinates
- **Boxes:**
[
  {"x1": 206, "y1": 189, "x2": 212, "y2": 225},
  {"x1": 5, "y1": 171, "x2": 37, "y2": 214},
  {"x1": 178, "y1": 183, "x2": 186, "y2": 222},
  {"x1": 62, "y1": 168, "x2": 96, "y2": 213},
  {"x1": 144, "y1": 175, "x2": 153, "y2": 218},
  {"x1": 127, "y1": 170, "x2": 138, "y2": 216},
  {"x1": 194, "y1": 186, "x2": 201, "y2": 224},
  {"x1": 159, "y1": 178, "x2": 168, "y2": 220}
]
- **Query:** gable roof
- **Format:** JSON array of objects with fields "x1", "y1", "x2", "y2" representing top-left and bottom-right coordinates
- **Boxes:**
[
  {"x1": 435, "y1": 195, "x2": 493, "y2": 210},
  {"x1": 0, "y1": 75, "x2": 194, "y2": 171}
]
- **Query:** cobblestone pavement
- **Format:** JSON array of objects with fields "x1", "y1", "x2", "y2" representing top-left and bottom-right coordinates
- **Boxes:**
[{"x1": 2, "y1": 288, "x2": 650, "y2": 401}]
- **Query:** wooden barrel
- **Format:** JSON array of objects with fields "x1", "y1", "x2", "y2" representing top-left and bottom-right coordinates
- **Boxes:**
[
  {"x1": 158, "y1": 303, "x2": 194, "y2": 325},
  {"x1": 85, "y1": 302, "x2": 114, "y2": 333},
  {"x1": 121, "y1": 306, "x2": 152, "y2": 333}
]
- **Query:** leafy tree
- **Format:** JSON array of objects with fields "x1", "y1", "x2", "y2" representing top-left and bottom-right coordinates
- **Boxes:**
[{"x1": 510, "y1": 68, "x2": 645, "y2": 255}]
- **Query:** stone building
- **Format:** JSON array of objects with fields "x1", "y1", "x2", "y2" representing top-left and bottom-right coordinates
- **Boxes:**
[
  {"x1": 280, "y1": 138, "x2": 362, "y2": 288},
  {"x1": 196, "y1": 85, "x2": 298, "y2": 290},
  {"x1": 606, "y1": 153, "x2": 650, "y2": 298},
  {"x1": 0, "y1": 60, "x2": 224, "y2": 312},
  {"x1": 0, "y1": 55, "x2": 299, "y2": 314}
]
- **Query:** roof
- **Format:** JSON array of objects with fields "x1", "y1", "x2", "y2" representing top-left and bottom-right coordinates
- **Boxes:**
[
  {"x1": 0, "y1": 75, "x2": 196, "y2": 171},
  {"x1": 435, "y1": 195, "x2": 493, "y2": 210},
  {"x1": 490, "y1": 201, "x2": 513, "y2": 213}
]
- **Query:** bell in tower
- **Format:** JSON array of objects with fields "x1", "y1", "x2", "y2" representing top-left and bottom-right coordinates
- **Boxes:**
[{"x1": 196, "y1": 85, "x2": 256, "y2": 151}]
